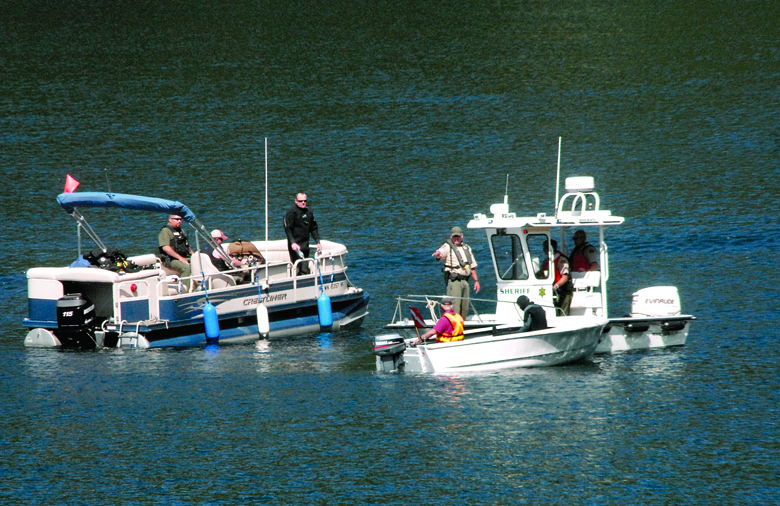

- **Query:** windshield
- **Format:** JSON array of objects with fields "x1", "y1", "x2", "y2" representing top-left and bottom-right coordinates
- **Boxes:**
[{"x1": 491, "y1": 233, "x2": 528, "y2": 280}]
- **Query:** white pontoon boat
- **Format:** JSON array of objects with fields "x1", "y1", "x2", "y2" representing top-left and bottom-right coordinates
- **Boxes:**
[
  {"x1": 24, "y1": 192, "x2": 369, "y2": 348},
  {"x1": 375, "y1": 175, "x2": 694, "y2": 372}
]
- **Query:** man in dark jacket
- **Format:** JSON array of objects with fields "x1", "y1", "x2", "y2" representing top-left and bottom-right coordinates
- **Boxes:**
[
  {"x1": 516, "y1": 295, "x2": 548, "y2": 332},
  {"x1": 283, "y1": 192, "x2": 322, "y2": 275}
]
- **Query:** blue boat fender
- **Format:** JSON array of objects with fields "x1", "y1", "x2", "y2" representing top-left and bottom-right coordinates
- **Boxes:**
[
  {"x1": 203, "y1": 301, "x2": 220, "y2": 344},
  {"x1": 317, "y1": 291, "x2": 333, "y2": 328}
]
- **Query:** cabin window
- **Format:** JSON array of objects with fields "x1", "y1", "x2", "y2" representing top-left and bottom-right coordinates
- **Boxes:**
[
  {"x1": 527, "y1": 234, "x2": 550, "y2": 280},
  {"x1": 491, "y1": 234, "x2": 528, "y2": 280}
]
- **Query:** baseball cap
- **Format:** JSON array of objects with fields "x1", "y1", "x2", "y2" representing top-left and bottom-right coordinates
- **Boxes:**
[
  {"x1": 441, "y1": 298, "x2": 454, "y2": 305},
  {"x1": 211, "y1": 229, "x2": 228, "y2": 240},
  {"x1": 450, "y1": 226, "x2": 463, "y2": 236}
]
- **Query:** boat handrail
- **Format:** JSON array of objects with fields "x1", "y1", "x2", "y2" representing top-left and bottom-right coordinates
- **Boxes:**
[{"x1": 390, "y1": 294, "x2": 522, "y2": 325}]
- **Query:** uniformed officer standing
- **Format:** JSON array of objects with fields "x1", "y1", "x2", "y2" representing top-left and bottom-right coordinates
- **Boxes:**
[
  {"x1": 432, "y1": 226, "x2": 480, "y2": 318},
  {"x1": 283, "y1": 192, "x2": 322, "y2": 275}
]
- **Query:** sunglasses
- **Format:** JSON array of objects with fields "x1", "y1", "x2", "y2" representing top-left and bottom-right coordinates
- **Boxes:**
[
  {"x1": 296, "y1": 199, "x2": 308, "y2": 203},
  {"x1": 171, "y1": 217, "x2": 182, "y2": 221}
]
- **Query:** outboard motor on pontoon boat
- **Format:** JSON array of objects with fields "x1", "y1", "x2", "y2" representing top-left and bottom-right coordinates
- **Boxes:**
[
  {"x1": 56, "y1": 293, "x2": 97, "y2": 348},
  {"x1": 373, "y1": 334, "x2": 407, "y2": 372}
]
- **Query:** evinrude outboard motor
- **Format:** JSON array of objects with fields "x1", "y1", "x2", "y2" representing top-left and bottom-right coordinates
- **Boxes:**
[
  {"x1": 56, "y1": 293, "x2": 97, "y2": 348},
  {"x1": 373, "y1": 334, "x2": 407, "y2": 372}
]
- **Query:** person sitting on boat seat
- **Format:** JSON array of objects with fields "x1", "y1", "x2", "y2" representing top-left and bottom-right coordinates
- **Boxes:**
[
  {"x1": 159, "y1": 214, "x2": 193, "y2": 289},
  {"x1": 204, "y1": 230, "x2": 248, "y2": 272},
  {"x1": 413, "y1": 299, "x2": 464, "y2": 345},
  {"x1": 516, "y1": 295, "x2": 548, "y2": 332},
  {"x1": 570, "y1": 230, "x2": 599, "y2": 272}
]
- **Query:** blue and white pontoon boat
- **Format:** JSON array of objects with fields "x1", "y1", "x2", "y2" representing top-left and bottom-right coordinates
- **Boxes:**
[
  {"x1": 376, "y1": 175, "x2": 694, "y2": 372},
  {"x1": 24, "y1": 192, "x2": 369, "y2": 348}
]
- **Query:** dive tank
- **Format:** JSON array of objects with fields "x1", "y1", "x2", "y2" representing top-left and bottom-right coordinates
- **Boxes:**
[{"x1": 56, "y1": 293, "x2": 97, "y2": 348}]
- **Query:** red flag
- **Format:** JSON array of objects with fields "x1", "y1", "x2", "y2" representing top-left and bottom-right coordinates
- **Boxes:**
[
  {"x1": 409, "y1": 307, "x2": 426, "y2": 329},
  {"x1": 64, "y1": 174, "x2": 80, "y2": 193}
]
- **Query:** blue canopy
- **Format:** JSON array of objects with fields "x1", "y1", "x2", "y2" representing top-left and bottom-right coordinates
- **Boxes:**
[{"x1": 57, "y1": 192, "x2": 197, "y2": 222}]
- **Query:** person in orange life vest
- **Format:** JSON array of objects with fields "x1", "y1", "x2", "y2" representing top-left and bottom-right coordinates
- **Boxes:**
[
  {"x1": 537, "y1": 239, "x2": 573, "y2": 315},
  {"x1": 570, "y1": 230, "x2": 599, "y2": 272},
  {"x1": 413, "y1": 299, "x2": 465, "y2": 345}
]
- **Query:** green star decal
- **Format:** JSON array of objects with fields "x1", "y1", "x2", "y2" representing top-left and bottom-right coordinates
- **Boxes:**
[{"x1": 539, "y1": 287, "x2": 546, "y2": 297}]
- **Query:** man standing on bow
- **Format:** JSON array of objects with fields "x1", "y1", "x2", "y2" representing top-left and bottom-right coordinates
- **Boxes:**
[
  {"x1": 283, "y1": 192, "x2": 322, "y2": 275},
  {"x1": 432, "y1": 226, "x2": 480, "y2": 318}
]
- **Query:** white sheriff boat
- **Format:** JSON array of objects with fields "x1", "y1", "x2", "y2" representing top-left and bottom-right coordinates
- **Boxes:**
[
  {"x1": 375, "y1": 176, "x2": 694, "y2": 372},
  {"x1": 24, "y1": 192, "x2": 369, "y2": 348}
]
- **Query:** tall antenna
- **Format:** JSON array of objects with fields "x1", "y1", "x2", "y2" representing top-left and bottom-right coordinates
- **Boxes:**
[
  {"x1": 504, "y1": 174, "x2": 509, "y2": 205},
  {"x1": 104, "y1": 168, "x2": 112, "y2": 194},
  {"x1": 264, "y1": 138, "x2": 268, "y2": 244},
  {"x1": 554, "y1": 137, "x2": 562, "y2": 213},
  {"x1": 264, "y1": 137, "x2": 269, "y2": 282}
]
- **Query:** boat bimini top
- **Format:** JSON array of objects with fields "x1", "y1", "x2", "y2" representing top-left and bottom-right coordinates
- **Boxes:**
[{"x1": 56, "y1": 191, "x2": 230, "y2": 265}]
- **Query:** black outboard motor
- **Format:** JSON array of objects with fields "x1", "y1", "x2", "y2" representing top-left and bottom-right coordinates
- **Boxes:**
[
  {"x1": 373, "y1": 334, "x2": 407, "y2": 372},
  {"x1": 56, "y1": 294, "x2": 97, "y2": 348}
]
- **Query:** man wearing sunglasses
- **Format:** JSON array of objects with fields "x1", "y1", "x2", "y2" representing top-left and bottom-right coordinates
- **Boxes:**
[
  {"x1": 283, "y1": 192, "x2": 322, "y2": 275},
  {"x1": 159, "y1": 214, "x2": 193, "y2": 288}
]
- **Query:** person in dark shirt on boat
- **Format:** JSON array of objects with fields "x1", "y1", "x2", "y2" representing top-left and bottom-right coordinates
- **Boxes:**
[
  {"x1": 159, "y1": 214, "x2": 193, "y2": 289},
  {"x1": 570, "y1": 230, "x2": 599, "y2": 272},
  {"x1": 413, "y1": 298, "x2": 465, "y2": 345},
  {"x1": 516, "y1": 295, "x2": 548, "y2": 332},
  {"x1": 283, "y1": 192, "x2": 322, "y2": 275}
]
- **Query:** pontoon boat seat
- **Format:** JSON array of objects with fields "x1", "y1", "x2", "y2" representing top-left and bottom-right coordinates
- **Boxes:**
[{"x1": 191, "y1": 252, "x2": 236, "y2": 290}]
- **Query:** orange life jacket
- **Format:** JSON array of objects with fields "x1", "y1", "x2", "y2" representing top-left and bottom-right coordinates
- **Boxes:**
[{"x1": 437, "y1": 312, "x2": 465, "y2": 342}]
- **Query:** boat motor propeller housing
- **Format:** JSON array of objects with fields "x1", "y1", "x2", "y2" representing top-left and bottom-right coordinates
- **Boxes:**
[
  {"x1": 56, "y1": 293, "x2": 97, "y2": 348},
  {"x1": 373, "y1": 334, "x2": 406, "y2": 372}
]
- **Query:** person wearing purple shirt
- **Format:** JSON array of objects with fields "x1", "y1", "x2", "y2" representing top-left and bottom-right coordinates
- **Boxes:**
[{"x1": 413, "y1": 299, "x2": 465, "y2": 345}]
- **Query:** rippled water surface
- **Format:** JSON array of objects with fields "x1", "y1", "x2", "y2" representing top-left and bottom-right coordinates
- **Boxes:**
[{"x1": 2, "y1": 1, "x2": 779, "y2": 504}]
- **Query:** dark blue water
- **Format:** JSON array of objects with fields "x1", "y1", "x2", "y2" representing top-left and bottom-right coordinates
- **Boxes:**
[{"x1": 2, "y1": 1, "x2": 779, "y2": 504}]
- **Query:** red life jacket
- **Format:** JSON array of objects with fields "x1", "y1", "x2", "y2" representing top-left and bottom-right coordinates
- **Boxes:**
[
  {"x1": 570, "y1": 243, "x2": 595, "y2": 272},
  {"x1": 541, "y1": 252, "x2": 568, "y2": 284},
  {"x1": 437, "y1": 312, "x2": 465, "y2": 342}
]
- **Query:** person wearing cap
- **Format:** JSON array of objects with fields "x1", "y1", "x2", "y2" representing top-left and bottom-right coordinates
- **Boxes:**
[
  {"x1": 283, "y1": 191, "x2": 322, "y2": 275},
  {"x1": 516, "y1": 295, "x2": 548, "y2": 332},
  {"x1": 414, "y1": 299, "x2": 464, "y2": 344},
  {"x1": 203, "y1": 229, "x2": 247, "y2": 272},
  {"x1": 432, "y1": 226, "x2": 480, "y2": 318},
  {"x1": 158, "y1": 214, "x2": 193, "y2": 288}
]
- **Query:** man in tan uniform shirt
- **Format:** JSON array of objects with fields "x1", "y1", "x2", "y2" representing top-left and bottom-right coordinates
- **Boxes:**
[{"x1": 433, "y1": 226, "x2": 480, "y2": 318}]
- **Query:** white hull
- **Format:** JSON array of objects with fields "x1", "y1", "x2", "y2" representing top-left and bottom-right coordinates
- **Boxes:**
[
  {"x1": 385, "y1": 312, "x2": 694, "y2": 355},
  {"x1": 376, "y1": 318, "x2": 607, "y2": 373},
  {"x1": 596, "y1": 319, "x2": 690, "y2": 353}
]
